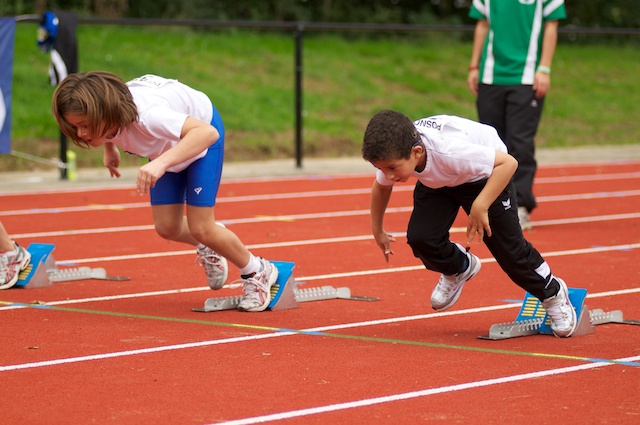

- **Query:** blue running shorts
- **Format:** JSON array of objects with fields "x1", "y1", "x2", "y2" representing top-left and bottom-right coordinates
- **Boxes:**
[{"x1": 150, "y1": 104, "x2": 225, "y2": 207}]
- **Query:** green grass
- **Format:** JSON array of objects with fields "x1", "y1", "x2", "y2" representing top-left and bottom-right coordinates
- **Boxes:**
[{"x1": 3, "y1": 23, "x2": 640, "y2": 170}]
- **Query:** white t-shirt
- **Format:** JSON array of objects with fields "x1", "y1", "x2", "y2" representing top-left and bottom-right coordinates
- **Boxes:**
[
  {"x1": 376, "y1": 115, "x2": 507, "y2": 189},
  {"x1": 111, "y1": 75, "x2": 214, "y2": 173}
]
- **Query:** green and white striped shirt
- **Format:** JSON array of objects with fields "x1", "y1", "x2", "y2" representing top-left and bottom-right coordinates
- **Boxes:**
[{"x1": 469, "y1": 0, "x2": 566, "y2": 85}]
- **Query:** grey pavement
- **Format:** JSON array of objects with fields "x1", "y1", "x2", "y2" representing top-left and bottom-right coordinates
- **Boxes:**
[{"x1": 1, "y1": 144, "x2": 639, "y2": 194}]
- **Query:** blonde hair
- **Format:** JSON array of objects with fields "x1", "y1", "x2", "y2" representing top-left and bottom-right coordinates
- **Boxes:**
[{"x1": 52, "y1": 71, "x2": 139, "y2": 149}]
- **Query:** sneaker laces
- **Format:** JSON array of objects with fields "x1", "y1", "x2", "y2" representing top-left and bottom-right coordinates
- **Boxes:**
[
  {"x1": 196, "y1": 248, "x2": 224, "y2": 276},
  {"x1": 544, "y1": 297, "x2": 571, "y2": 326},
  {"x1": 0, "y1": 254, "x2": 14, "y2": 286},
  {"x1": 240, "y1": 272, "x2": 267, "y2": 300},
  {"x1": 0, "y1": 255, "x2": 8, "y2": 275},
  {"x1": 435, "y1": 274, "x2": 458, "y2": 294}
]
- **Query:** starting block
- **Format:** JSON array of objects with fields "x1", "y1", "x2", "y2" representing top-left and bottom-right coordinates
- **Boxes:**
[
  {"x1": 15, "y1": 243, "x2": 57, "y2": 288},
  {"x1": 14, "y1": 243, "x2": 130, "y2": 288},
  {"x1": 193, "y1": 261, "x2": 378, "y2": 312},
  {"x1": 479, "y1": 287, "x2": 638, "y2": 340}
]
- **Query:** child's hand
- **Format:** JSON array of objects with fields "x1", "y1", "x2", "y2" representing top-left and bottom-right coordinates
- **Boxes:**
[
  {"x1": 106, "y1": 162, "x2": 120, "y2": 178},
  {"x1": 374, "y1": 231, "x2": 395, "y2": 263},
  {"x1": 136, "y1": 161, "x2": 166, "y2": 196},
  {"x1": 467, "y1": 208, "x2": 491, "y2": 245}
]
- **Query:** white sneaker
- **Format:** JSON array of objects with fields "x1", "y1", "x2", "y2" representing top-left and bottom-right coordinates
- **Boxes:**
[
  {"x1": 541, "y1": 278, "x2": 577, "y2": 338},
  {"x1": 518, "y1": 207, "x2": 533, "y2": 231},
  {"x1": 238, "y1": 258, "x2": 278, "y2": 312},
  {"x1": 431, "y1": 251, "x2": 481, "y2": 311},
  {"x1": 0, "y1": 243, "x2": 32, "y2": 290},
  {"x1": 196, "y1": 246, "x2": 228, "y2": 290}
]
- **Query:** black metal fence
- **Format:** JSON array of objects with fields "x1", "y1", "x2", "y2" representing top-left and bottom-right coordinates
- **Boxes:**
[{"x1": 14, "y1": 15, "x2": 640, "y2": 175}]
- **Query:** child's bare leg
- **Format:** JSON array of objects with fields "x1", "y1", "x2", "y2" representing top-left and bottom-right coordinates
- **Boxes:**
[
  {"x1": 186, "y1": 205, "x2": 277, "y2": 311},
  {"x1": 185, "y1": 205, "x2": 250, "y2": 268},
  {"x1": 152, "y1": 204, "x2": 250, "y2": 267},
  {"x1": 0, "y1": 221, "x2": 15, "y2": 252},
  {"x1": 151, "y1": 204, "x2": 199, "y2": 245}
]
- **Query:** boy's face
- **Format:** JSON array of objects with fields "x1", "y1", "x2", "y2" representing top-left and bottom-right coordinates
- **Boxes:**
[
  {"x1": 64, "y1": 113, "x2": 117, "y2": 147},
  {"x1": 370, "y1": 145, "x2": 426, "y2": 182}
]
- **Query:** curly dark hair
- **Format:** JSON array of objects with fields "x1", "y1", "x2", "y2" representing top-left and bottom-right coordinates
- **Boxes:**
[{"x1": 362, "y1": 110, "x2": 419, "y2": 162}]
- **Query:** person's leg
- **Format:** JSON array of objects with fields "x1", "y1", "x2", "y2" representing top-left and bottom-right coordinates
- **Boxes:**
[
  {"x1": 477, "y1": 84, "x2": 507, "y2": 141},
  {"x1": 479, "y1": 182, "x2": 576, "y2": 337},
  {"x1": 185, "y1": 124, "x2": 277, "y2": 311},
  {"x1": 476, "y1": 182, "x2": 555, "y2": 299},
  {"x1": 185, "y1": 205, "x2": 250, "y2": 267},
  {"x1": 504, "y1": 85, "x2": 544, "y2": 213},
  {"x1": 151, "y1": 203, "x2": 193, "y2": 243},
  {"x1": 407, "y1": 182, "x2": 481, "y2": 311},
  {"x1": 407, "y1": 182, "x2": 465, "y2": 275},
  {"x1": 0, "y1": 221, "x2": 31, "y2": 290},
  {"x1": 0, "y1": 221, "x2": 14, "y2": 252}
]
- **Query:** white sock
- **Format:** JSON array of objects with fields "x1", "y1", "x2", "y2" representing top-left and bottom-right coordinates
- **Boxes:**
[
  {"x1": 239, "y1": 253, "x2": 261, "y2": 276},
  {"x1": 196, "y1": 243, "x2": 206, "y2": 250}
]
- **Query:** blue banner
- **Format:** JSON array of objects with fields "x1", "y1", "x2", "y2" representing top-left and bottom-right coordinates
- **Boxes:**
[{"x1": 0, "y1": 18, "x2": 16, "y2": 154}]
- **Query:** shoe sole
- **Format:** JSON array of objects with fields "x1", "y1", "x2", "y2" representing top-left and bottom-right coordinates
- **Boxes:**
[
  {"x1": 0, "y1": 249, "x2": 31, "y2": 290},
  {"x1": 238, "y1": 262, "x2": 279, "y2": 312},
  {"x1": 432, "y1": 255, "x2": 481, "y2": 312},
  {"x1": 552, "y1": 278, "x2": 578, "y2": 338}
]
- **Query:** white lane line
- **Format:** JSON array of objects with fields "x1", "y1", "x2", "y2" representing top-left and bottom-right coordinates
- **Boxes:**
[
  {"x1": 11, "y1": 214, "x2": 637, "y2": 265},
  {"x1": 2, "y1": 182, "x2": 640, "y2": 218},
  {"x1": 2, "y1": 244, "x2": 639, "y2": 312},
  {"x1": 210, "y1": 354, "x2": 640, "y2": 425},
  {"x1": 1, "y1": 286, "x2": 638, "y2": 372},
  {"x1": 8, "y1": 203, "x2": 640, "y2": 240}
]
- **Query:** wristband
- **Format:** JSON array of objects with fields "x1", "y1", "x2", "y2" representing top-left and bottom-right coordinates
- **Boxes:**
[
  {"x1": 468, "y1": 65, "x2": 479, "y2": 71},
  {"x1": 537, "y1": 65, "x2": 551, "y2": 75}
]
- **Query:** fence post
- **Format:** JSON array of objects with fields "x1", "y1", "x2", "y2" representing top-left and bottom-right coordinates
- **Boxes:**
[{"x1": 294, "y1": 23, "x2": 304, "y2": 169}]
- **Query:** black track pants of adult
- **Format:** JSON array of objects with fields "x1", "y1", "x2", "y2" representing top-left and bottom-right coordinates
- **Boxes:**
[{"x1": 476, "y1": 84, "x2": 545, "y2": 213}]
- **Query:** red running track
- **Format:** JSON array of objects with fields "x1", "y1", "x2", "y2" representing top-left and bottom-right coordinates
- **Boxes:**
[{"x1": 1, "y1": 161, "x2": 639, "y2": 424}]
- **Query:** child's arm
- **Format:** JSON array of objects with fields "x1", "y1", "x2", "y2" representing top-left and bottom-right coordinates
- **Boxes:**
[
  {"x1": 467, "y1": 150, "x2": 518, "y2": 244},
  {"x1": 136, "y1": 117, "x2": 219, "y2": 195},
  {"x1": 103, "y1": 142, "x2": 121, "y2": 178},
  {"x1": 370, "y1": 180, "x2": 396, "y2": 263}
]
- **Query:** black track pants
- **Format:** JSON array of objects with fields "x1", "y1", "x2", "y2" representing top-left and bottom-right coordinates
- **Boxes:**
[
  {"x1": 476, "y1": 84, "x2": 544, "y2": 212},
  {"x1": 406, "y1": 179, "x2": 559, "y2": 300}
]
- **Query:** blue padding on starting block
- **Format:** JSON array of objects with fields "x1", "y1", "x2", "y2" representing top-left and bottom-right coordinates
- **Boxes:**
[
  {"x1": 516, "y1": 287, "x2": 588, "y2": 335},
  {"x1": 15, "y1": 243, "x2": 56, "y2": 288},
  {"x1": 268, "y1": 261, "x2": 295, "y2": 309}
]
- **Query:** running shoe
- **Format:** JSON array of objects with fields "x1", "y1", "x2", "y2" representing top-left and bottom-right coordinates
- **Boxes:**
[
  {"x1": 238, "y1": 258, "x2": 278, "y2": 312},
  {"x1": 431, "y1": 251, "x2": 481, "y2": 311},
  {"x1": 0, "y1": 242, "x2": 32, "y2": 290},
  {"x1": 196, "y1": 246, "x2": 229, "y2": 290},
  {"x1": 541, "y1": 277, "x2": 578, "y2": 338}
]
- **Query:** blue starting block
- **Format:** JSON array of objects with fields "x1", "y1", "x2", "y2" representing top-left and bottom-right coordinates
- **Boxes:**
[
  {"x1": 13, "y1": 243, "x2": 130, "y2": 288},
  {"x1": 15, "y1": 243, "x2": 56, "y2": 288},
  {"x1": 480, "y1": 287, "x2": 630, "y2": 340},
  {"x1": 516, "y1": 288, "x2": 589, "y2": 336},
  {"x1": 193, "y1": 261, "x2": 377, "y2": 312}
]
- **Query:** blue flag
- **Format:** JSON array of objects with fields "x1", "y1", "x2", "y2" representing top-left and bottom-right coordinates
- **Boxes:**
[{"x1": 0, "y1": 18, "x2": 16, "y2": 154}]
